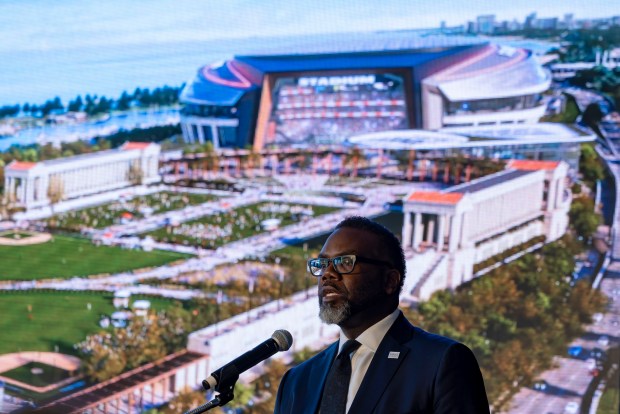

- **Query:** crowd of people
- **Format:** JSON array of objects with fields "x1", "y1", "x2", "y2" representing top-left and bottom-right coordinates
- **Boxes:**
[{"x1": 268, "y1": 79, "x2": 409, "y2": 146}]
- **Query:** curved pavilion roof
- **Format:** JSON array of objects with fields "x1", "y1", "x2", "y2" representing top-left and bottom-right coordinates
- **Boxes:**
[{"x1": 346, "y1": 123, "x2": 595, "y2": 151}]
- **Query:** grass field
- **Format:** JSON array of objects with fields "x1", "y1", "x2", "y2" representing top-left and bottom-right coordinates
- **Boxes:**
[
  {"x1": 0, "y1": 235, "x2": 191, "y2": 281},
  {"x1": 598, "y1": 387, "x2": 619, "y2": 414},
  {"x1": 0, "y1": 290, "x2": 182, "y2": 355}
]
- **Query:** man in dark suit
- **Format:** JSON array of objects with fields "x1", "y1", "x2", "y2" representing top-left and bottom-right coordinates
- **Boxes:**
[{"x1": 274, "y1": 216, "x2": 489, "y2": 414}]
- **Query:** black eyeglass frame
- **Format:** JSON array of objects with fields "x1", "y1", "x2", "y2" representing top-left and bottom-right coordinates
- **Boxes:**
[{"x1": 307, "y1": 254, "x2": 393, "y2": 277}]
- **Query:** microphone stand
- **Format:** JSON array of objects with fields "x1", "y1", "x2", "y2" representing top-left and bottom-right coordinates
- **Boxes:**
[{"x1": 184, "y1": 365, "x2": 239, "y2": 414}]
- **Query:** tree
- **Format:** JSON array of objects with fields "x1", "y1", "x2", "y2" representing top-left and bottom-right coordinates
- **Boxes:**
[
  {"x1": 22, "y1": 148, "x2": 38, "y2": 162},
  {"x1": 0, "y1": 159, "x2": 4, "y2": 193},
  {"x1": 344, "y1": 147, "x2": 364, "y2": 178},
  {"x1": 127, "y1": 160, "x2": 144, "y2": 186},
  {"x1": 569, "y1": 196, "x2": 601, "y2": 242},
  {"x1": 0, "y1": 191, "x2": 16, "y2": 221},
  {"x1": 408, "y1": 232, "x2": 606, "y2": 409},
  {"x1": 76, "y1": 333, "x2": 128, "y2": 382},
  {"x1": 76, "y1": 311, "x2": 189, "y2": 383},
  {"x1": 68, "y1": 95, "x2": 83, "y2": 112},
  {"x1": 117, "y1": 91, "x2": 131, "y2": 111},
  {"x1": 160, "y1": 387, "x2": 209, "y2": 414},
  {"x1": 118, "y1": 315, "x2": 168, "y2": 370},
  {"x1": 581, "y1": 103, "x2": 605, "y2": 136},
  {"x1": 579, "y1": 144, "x2": 605, "y2": 187}
]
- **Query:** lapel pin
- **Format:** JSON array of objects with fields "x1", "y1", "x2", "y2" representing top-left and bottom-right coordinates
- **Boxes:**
[{"x1": 388, "y1": 351, "x2": 400, "y2": 359}]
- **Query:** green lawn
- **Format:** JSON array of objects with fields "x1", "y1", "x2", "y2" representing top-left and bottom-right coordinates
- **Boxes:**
[
  {"x1": 598, "y1": 387, "x2": 619, "y2": 414},
  {"x1": 0, "y1": 235, "x2": 191, "y2": 281},
  {"x1": 145, "y1": 202, "x2": 339, "y2": 249},
  {"x1": 47, "y1": 191, "x2": 218, "y2": 230},
  {"x1": 0, "y1": 290, "x2": 182, "y2": 356},
  {"x1": 0, "y1": 232, "x2": 33, "y2": 240},
  {"x1": 0, "y1": 362, "x2": 71, "y2": 387}
]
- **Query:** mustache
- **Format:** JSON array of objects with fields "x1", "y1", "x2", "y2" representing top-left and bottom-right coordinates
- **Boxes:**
[{"x1": 320, "y1": 282, "x2": 345, "y2": 293}]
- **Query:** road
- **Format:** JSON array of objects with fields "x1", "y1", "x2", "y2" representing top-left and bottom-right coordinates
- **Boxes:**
[{"x1": 503, "y1": 261, "x2": 620, "y2": 413}]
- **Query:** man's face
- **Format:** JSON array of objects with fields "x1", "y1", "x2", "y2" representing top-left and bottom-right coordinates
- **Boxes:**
[{"x1": 317, "y1": 227, "x2": 390, "y2": 325}]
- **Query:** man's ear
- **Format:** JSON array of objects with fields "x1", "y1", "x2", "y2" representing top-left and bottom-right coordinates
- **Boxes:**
[{"x1": 383, "y1": 269, "x2": 401, "y2": 295}]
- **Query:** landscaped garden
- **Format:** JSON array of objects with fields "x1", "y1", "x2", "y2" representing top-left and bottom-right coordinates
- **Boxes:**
[
  {"x1": 46, "y1": 191, "x2": 219, "y2": 230},
  {"x1": 0, "y1": 232, "x2": 33, "y2": 240},
  {"x1": 144, "y1": 202, "x2": 340, "y2": 249},
  {"x1": 0, "y1": 290, "x2": 182, "y2": 356},
  {"x1": 0, "y1": 235, "x2": 191, "y2": 281}
]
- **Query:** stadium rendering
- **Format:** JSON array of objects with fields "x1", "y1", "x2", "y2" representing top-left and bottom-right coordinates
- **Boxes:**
[{"x1": 180, "y1": 33, "x2": 551, "y2": 150}]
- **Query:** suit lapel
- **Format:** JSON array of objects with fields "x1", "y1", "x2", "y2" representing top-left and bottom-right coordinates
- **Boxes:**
[
  {"x1": 304, "y1": 341, "x2": 339, "y2": 413},
  {"x1": 347, "y1": 313, "x2": 414, "y2": 414}
]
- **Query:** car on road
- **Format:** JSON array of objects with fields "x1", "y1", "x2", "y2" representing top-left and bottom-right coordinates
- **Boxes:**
[
  {"x1": 564, "y1": 401, "x2": 579, "y2": 414},
  {"x1": 598, "y1": 335, "x2": 610, "y2": 347},
  {"x1": 568, "y1": 345, "x2": 583, "y2": 358},
  {"x1": 590, "y1": 347, "x2": 606, "y2": 361},
  {"x1": 532, "y1": 380, "x2": 548, "y2": 391}
]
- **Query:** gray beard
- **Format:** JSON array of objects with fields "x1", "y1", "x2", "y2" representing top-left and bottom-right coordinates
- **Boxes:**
[{"x1": 319, "y1": 300, "x2": 352, "y2": 324}]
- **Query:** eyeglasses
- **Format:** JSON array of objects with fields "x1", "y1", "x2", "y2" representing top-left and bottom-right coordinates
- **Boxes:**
[{"x1": 307, "y1": 254, "x2": 392, "y2": 277}]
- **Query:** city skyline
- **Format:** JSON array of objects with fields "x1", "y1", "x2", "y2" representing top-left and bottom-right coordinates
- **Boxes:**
[
  {"x1": 1, "y1": 1, "x2": 617, "y2": 106},
  {"x1": 1, "y1": 0, "x2": 618, "y2": 54}
]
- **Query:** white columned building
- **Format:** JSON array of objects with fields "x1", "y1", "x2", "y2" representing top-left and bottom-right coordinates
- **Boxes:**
[
  {"x1": 3, "y1": 142, "x2": 160, "y2": 211},
  {"x1": 402, "y1": 160, "x2": 570, "y2": 300}
]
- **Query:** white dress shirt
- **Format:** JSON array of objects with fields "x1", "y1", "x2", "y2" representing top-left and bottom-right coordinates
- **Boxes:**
[{"x1": 336, "y1": 308, "x2": 400, "y2": 413}]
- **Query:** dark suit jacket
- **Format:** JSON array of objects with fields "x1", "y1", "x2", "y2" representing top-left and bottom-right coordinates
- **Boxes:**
[{"x1": 274, "y1": 312, "x2": 489, "y2": 414}]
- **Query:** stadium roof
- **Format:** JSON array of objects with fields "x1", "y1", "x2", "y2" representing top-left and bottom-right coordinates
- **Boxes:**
[
  {"x1": 181, "y1": 31, "x2": 488, "y2": 106},
  {"x1": 236, "y1": 32, "x2": 486, "y2": 57},
  {"x1": 424, "y1": 44, "x2": 550, "y2": 100}
]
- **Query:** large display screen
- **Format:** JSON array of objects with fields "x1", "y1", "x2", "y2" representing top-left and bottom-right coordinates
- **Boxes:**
[
  {"x1": 264, "y1": 72, "x2": 410, "y2": 147},
  {"x1": 0, "y1": 1, "x2": 617, "y2": 413}
]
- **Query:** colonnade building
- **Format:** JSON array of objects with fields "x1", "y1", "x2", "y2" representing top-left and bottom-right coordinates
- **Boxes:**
[
  {"x1": 401, "y1": 159, "x2": 570, "y2": 300},
  {"x1": 3, "y1": 142, "x2": 160, "y2": 211}
]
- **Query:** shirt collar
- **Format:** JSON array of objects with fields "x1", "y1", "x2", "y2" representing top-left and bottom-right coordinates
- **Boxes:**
[{"x1": 338, "y1": 309, "x2": 400, "y2": 354}]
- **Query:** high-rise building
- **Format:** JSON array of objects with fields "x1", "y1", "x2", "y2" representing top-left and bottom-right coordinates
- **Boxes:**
[
  {"x1": 476, "y1": 14, "x2": 496, "y2": 34},
  {"x1": 525, "y1": 12, "x2": 537, "y2": 29}
]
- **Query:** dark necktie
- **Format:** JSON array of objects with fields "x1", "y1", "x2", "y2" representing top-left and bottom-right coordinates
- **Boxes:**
[{"x1": 319, "y1": 339, "x2": 362, "y2": 414}]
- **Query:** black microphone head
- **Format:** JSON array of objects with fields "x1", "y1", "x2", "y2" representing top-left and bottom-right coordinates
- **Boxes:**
[{"x1": 272, "y1": 329, "x2": 293, "y2": 351}]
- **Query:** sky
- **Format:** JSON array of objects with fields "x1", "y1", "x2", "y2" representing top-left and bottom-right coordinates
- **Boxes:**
[
  {"x1": 0, "y1": 0, "x2": 615, "y2": 105},
  {"x1": 0, "y1": 0, "x2": 617, "y2": 54}
]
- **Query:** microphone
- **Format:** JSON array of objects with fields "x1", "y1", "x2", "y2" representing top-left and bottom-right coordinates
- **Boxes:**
[{"x1": 202, "y1": 329, "x2": 293, "y2": 390}]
